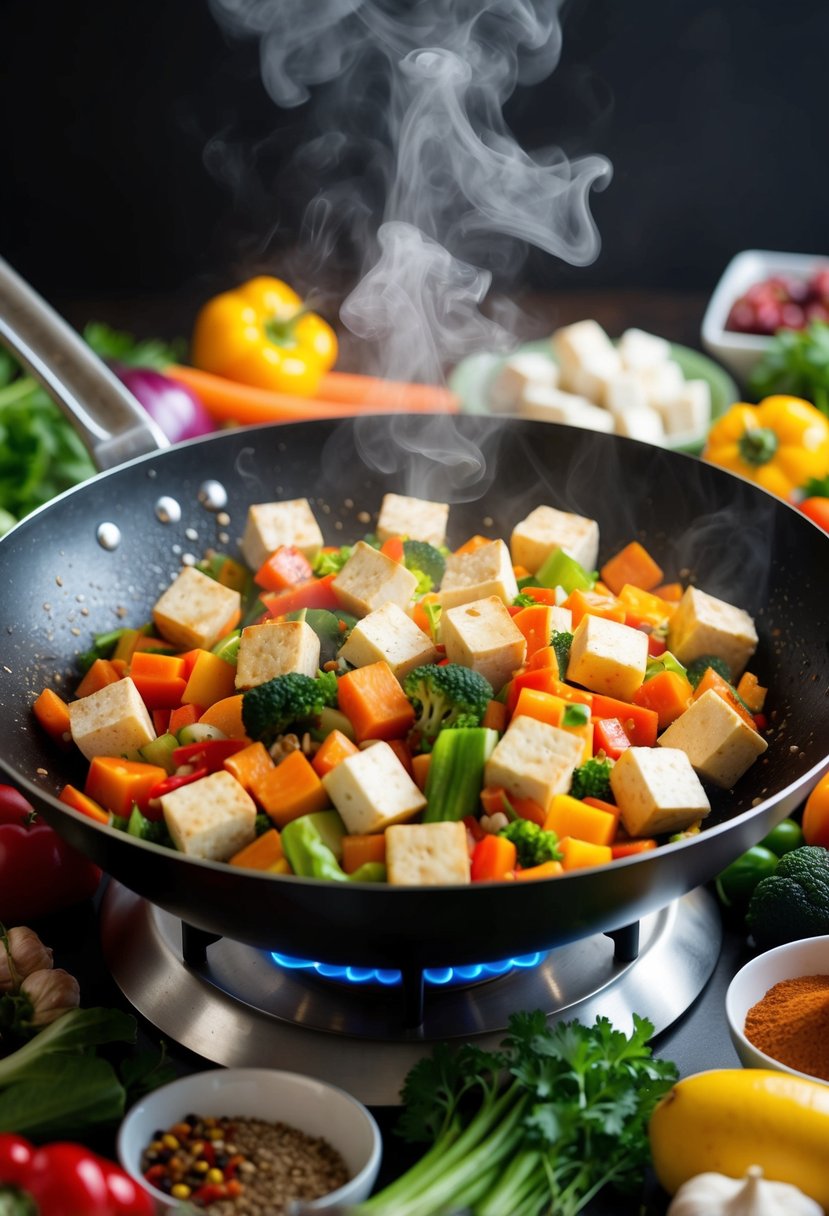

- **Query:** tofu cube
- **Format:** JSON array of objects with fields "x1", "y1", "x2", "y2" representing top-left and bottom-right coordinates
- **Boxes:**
[
  {"x1": 161, "y1": 769, "x2": 257, "y2": 861},
  {"x1": 440, "y1": 539, "x2": 519, "y2": 609},
  {"x1": 517, "y1": 386, "x2": 615, "y2": 432},
  {"x1": 566, "y1": 614, "x2": 648, "y2": 701},
  {"x1": 489, "y1": 352, "x2": 559, "y2": 412},
  {"x1": 657, "y1": 379, "x2": 711, "y2": 437},
  {"x1": 658, "y1": 689, "x2": 768, "y2": 788},
  {"x1": 235, "y1": 620, "x2": 321, "y2": 689},
  {"x1": 604, "y1": 370, "x2": 651, "y2": 415},
  {"x1": 68, "y1": 676, "x2": 156, "y2": 761},
  {"x1": 321, "y1": 740, "x2": 426, "y2": 834},
  {"x1": 617, "y1": 328, "x2": 671, "y2": 372},
  {"x1": 553, "y1": 320, "x2": 621, "y2": 398},
  {"x1": 441, "y1": 596, "x2": 527, "y2": 693},
  {"x1": 153, "y1": 566, "x2": 241, "y2": 651},
  {"x1": 338, "y1": 601, "x2": 438, "y2": 679},
  {"x1": 332, "y1": 541, "x2": 418, "y2": 617},
  {"x1": 484, "y1": 715, "x2": 584, "y2": 811},
  {"x1": 641, "y1": 360, "x2": 685, "y2": 410},
  {"x1": 510, "y1": 504, "x2": 599, "y2": 575},
  {"x1": 610, "y1": 746, "x2": 711, "y2": 837},
  {"x1": 241, "y1": 499, "x2": 324, "y2": 572},
  {"x1": 667, "y1": 586, "x2": 758, "y2": 679},
  {"x1": 376, "y1": 493, "x2": 449, "y2": 548},
  {"x1": 612, "y1": 403, "x2": 666, "y2": 445},
  {"x1": 386, "y1": 821, "x2": 471, "y2": 886}
]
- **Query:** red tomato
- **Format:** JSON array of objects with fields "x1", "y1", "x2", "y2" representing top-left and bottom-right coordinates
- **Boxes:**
[{"x1": 799, "y1": 497, "x2": 829, "y2": 532}]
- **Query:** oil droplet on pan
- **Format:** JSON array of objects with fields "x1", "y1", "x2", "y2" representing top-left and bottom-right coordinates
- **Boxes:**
[
  {"x1": 199, "y1": 480, "x2": 228, "y2": 511},
  {"x1": 155, "y1": 496, "x2": 182, "y2": 524},
  {"x1": 96, "y1": 522, "x2": 121, "y2": 550}
]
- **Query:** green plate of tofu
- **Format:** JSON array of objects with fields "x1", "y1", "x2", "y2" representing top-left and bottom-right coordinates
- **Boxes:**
[{"x1": 450, "y1": 322, "x2": 739, "y2": 454}]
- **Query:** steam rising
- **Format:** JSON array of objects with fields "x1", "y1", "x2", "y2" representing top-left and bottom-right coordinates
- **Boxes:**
[{"x1": 208, "y1": 0, "x2": 611, "y2": 382}]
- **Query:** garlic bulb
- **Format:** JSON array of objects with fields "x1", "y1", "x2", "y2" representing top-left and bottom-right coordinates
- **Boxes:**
[
  {"x1": 0, "y1": 926, "x2": 53, "y2": 991},
  {"x1": 667, "y1": 1166, "x2": 823, "y2": 1216},
  {"x1": 19, "y1": 967, "x2": 80, "y2": 1026}
]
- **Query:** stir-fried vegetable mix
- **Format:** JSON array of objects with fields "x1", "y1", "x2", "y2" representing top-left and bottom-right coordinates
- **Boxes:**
[{"x1": 34, "y1": 495, "x2": 771, "y2": 885}]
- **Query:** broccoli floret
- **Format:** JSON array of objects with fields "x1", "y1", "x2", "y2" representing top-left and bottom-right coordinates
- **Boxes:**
[
  {"x1": 685, "y1": 654, "x2": 732, "y2": 689},
  {"x1": 499, "y1": 819, "x2": 562, "y2": 868},
  {"x1": 403, "y1": 539, "x2": 446, "y2": 593},
  {"x1": 570, "y1": 756, "x2": 614, "y2": 801},
  {"x1": 746, "y1": 846, "x2": 829, "y2": 949},
  {"x1": 242, "y1": 671, "x2": 339, "y2": 746},
  {"x1": 551, "y1": 630, "x2": 574, "y2": 679},
  {"x1": 402, "y1": 663, "x2": 493, "y2": 751}
]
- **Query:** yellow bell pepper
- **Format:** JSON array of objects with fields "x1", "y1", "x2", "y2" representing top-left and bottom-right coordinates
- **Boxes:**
[
  {"x1": 703, "y1": 395, "x2": 829, "y2": 499},
  {"x1": 190, "y1": 276, "x2": 337, "y2": 397}
]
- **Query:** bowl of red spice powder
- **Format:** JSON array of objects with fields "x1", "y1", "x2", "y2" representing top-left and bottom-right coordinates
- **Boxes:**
[{"x1": 726, "y1": 936, "x2": 829, "y2": 1085}]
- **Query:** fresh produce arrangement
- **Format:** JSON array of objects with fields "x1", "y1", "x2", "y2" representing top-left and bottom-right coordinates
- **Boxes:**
[
  {"x1": 33, "y1": 491, "x2": 773, "y2": 886},
  {"x1": 725, "y1": 268, "x2": 829, "y2": 336},
  {"x1": 355, "y1": 1010, "x2": 678, "y2": 1216}
]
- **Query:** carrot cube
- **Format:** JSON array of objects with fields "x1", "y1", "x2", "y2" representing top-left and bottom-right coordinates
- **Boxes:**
[
  {"x1": 75, "y1": 658, "x2": 123, "y2": 699},
  {"x1": 412, "y1": 752, "x2": 431, "y2": 792},
  {"x1": 544, "y1": 793, "x2": 618, "y2": 847},
  {"x1": 342, "y1": 833, "x2": 387, "y2": 874},
  {"x1": 512, "y1": 687, "x2": 565, "y2": 728},
  {"x1": 181, "y1": 650, "x2": 236, "y2": 708},
  {"x1": 512, "y1": 604, "x2": 557, "y2": 658},
  {"x1": 33, "y1": 687, "x2": 72, "y2": 746},
  {"x1": 169, "y1": 703, "x2": 203, "y2": 734},
  {"x1": 252, "y1": 750, "x2": 329, "y2": 827},
  {"x1": 198, "y1": 694, "x2": 248, "y2": 739},
  {"x1": 471, "y1": 834, "x2": 517, "y2": 881},
  {"x1": 229, "y1": 828, "x2": 284, "y2": 871},
  {"x1": 224, "y1": 741, "x2": 275, "y2": 792},
  {"x1": 558, "y1": 836, "x2": 613, "y2": 871},
  {"x1": 482, "y1": 698, "x2": 508, "y2": 733},
  {"x1": 311, "y1": 729, "x2": 360, "y2": 778},
  {"x1": 514, "y1": 860, "x2": 564, "y2": 880},
  {"x1": 130, "y1": 651, "x2": 188, "y2": 710},
  {"x1": 59, "y1": 783, "x2": 110, "y2": 823},
  {"x1": 85, "y1": 756, "x2": 168, "y2": 818},
  {"x1": 563, "y1": 588, "x2": 626, "y2": 629},
  {"x1": 591, "y1": 694, "x2": 658, "y2": 747},
  {"x1": 633, "y1": 669, "x2": 693, "y2": 729},
  {"x1": 255, "y1": 545, "x2": 314, "y2": 593},
  {"x1": 337, "y1": 661, "x2": 415, "y2": 743},
  {"x1": 600, "y1": 542, "x2": 664, "y2": 596}
]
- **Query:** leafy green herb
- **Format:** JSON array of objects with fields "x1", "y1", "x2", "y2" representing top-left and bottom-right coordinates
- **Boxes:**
[
  {"x1": 119, "y1": 1039, "x2": 177, "y2": 1105},
  {"x1": 512, "y1": 591, "x2": 538, "y2": 608},
  {"x1": 82, "y1": 322, "x2": 186, "y2": 371},
  {"x1": 357, "y1": 1010, "x2": 677, "y2": 1216},
  {"x1": 551, "y1": 629, "x2": 574, "y2": 680},
  {"x1": 562, "y1": 702, "x2": 589, "y2": 728},
  {"x1": 802, "y1": 474, "x2": 829, "y2": 497},
  {"x1": 312, "y1": 545, "x2": 353, "y2": 576},
  {"x1": 748, "y1": 320, "x2": 829, "y2": 415}
]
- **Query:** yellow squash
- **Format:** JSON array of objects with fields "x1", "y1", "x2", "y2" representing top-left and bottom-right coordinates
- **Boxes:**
[
  {"x1": 703, "y1": 395, "x2": 829, "y2": 499},
  {"x1": 649, "y1": 1069, "x2": 829, "y2": 1209}
]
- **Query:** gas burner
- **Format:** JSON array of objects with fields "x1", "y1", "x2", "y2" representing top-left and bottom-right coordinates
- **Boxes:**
[
  {"x1": 269, "y1": 950, "x2": 547, "y2": 989},
  {"x1": 101, "y1": 882, "x2": 721, "y2": 1105}
]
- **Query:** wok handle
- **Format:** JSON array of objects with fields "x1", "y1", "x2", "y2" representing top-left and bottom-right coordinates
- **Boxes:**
[{"x1": 0, "y1": 255, "x2": 169, "y2": 469}]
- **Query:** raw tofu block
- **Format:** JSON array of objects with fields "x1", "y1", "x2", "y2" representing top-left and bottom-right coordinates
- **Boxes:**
[
  {"x1": 338, "y1": 601, "x2": 438, "y2": 679},
  {"x1": 510, "y1": 504, "x2": 600, "y2": 575},
  {"x1": 153, "y1": 566, "x2": 241, "y2": 651},
  {"x1": 612, "y1": 403, "x2": 666, "y2": 445},
  {"x1": 553, "y1": 320, "x2": 621, "y2": 398},
  {"x1": 235, "y1": 619, "x2": 321, "y2": 689},
  {"x1": 617, "y1": 328, "x2": 671, "y2": 372},
  {"x1": 517, "y1": 386, "x2": 615, "y2": 432},
  {"x1": 485, "y1": 715, "x2": 584, "y2": 812},
  {"x1": 161, "y1": 769, "x2": 257, "y2": 861},
  {"x1": 321, "y1": 740, "x2": 426, "y2": 834},
  {"x1": 332, "y1": 541, "x2": 418, "y2": 617},
  {"x1": 566, "y1": 614, "x2": 648, "y2": 700},
  {"x1": 641, "y1": 360, "x2": 685, "y2": 410},
  {"x1": 667, "y1": 586, "x2": 758, "y2": 679},
  {"x1": 610, "y1": 746, "x2": 710, "y2": 837},
  {"x1": 658, "y1": 379, "x2": 711, "y2": 437},
  {"x1": 376, "y1": 493, "x2": 450, "y2": 548},
  {"x1": 241, "y1": 498, "x2": 324, "y2": 571},
  {"x1": 441, "y1": 596, "x2": 526, "y2": 693},
  {"x1": 386, "y1": 821, "x2": 471, "y2": 886},
  {"x1": 604, "y1": 370, "x2": 650, "y2": 415},
  {"x1": 68, "y1": 676, "x2": 156, "y2": 761},
  {"x1": 551, "y1": 605, "x2": 574, "y2": 633},
  {"x1": 440, "y1": 539, "x2": 519, "y2": 609},
  {"x1": 658, "y1": 688, "x2": 768, "y2": 788},
  {"x1": 489, "y1": 352, "x2": 559, "y2": 411}
]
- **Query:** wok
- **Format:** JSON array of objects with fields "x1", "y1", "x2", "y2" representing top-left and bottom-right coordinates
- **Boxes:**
[{"x1": 0, "y1": 258, "x2": 827, "y2": 971}]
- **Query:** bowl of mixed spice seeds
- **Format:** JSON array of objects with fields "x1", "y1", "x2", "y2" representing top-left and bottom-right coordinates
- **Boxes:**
[{"x1": 117, "y1": 1068, "x2": 382, "y2": 1214}]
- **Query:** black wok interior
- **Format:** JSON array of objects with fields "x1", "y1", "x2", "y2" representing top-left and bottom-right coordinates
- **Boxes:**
[{"x1": 0, "y1": 415, "x2": 826, "y2": 968}]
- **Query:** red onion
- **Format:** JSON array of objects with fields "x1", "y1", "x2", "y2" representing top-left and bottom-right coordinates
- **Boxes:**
[{"x1": 114, "y1": 366, "x2": 216, "y2": 443}]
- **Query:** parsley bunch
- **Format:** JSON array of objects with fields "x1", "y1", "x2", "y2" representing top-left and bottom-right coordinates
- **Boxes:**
[
  {"x1": 356, "y1": 1010, "x2": 677, "y2": 1216},
  {"x1": 749, "y1": 320, "x2": 829, "y2": 415}
]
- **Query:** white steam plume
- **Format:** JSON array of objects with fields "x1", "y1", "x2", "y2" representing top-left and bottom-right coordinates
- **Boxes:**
[{"x1": 209, "y1": 0, "x2": 611, "y2": 382}]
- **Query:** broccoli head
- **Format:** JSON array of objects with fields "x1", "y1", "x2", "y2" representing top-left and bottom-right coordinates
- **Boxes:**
[
  {"x1": 242, "y1": 670, "x2": 339, "y2": 746},
  {"x1": 551, "y1": 630, "x2": 574, "y2": 680},
  {"x1": 570, "y1": 757, "x2": 614, "y2": 801},
  {"x1": 402, "y1": 663, "x2": 493, "y2": 751},
  {"x1": 403, "y1": 539, "x2": 446, "y2": 593},
  {"x1": 499, "y1": 819, "x2": 562, "y2": 868},
  {"x1": 685, "y1": 654, "x2": 732, "y2": 689},
  {"x1": 746, "y1": 845, "x2": 829, "y2": 949}
]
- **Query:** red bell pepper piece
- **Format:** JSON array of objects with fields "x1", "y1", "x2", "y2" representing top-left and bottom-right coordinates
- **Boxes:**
[
  {"x1": 260, "y1": 572, "x2": 339, "y2": 617},
  {"x1": 0, "y1": 1138, "x2": 154, "y2": 1216},
  {"x1": 592, "y1": 716, "x2": 632, "y2": 760},
  {"x1": 172, "y1": 738, "x2": 248, "y2": 772},
  {"x1": 0, "y1": 785, "x2": 101, "y2": 926},
  {"x1": 254, "y1": 545, "x2": 314, "y2": 592}
]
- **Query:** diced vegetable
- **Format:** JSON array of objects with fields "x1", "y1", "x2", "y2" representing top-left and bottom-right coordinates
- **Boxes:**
[{"x1": 423, "y1": 728, "x2": 499, "y2": 823}]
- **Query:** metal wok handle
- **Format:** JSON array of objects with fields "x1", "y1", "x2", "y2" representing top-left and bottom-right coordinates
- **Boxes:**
[{"x1": 0, "y1": 255, "x2": 169, "y2": 469}]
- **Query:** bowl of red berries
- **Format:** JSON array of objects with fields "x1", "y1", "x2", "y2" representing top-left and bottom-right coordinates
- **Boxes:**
[{"x1": 701, "y1": 249, "x2": 829, "y2": 382}]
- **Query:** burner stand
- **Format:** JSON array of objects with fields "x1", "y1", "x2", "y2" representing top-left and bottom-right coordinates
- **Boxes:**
[{"x1": 101, "y1": 882, "x2": 721, "y2": 1106}]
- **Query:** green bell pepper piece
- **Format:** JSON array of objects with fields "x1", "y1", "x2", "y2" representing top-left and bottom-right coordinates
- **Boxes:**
[
  {"x1": 280, "y1": 811, "x2": 385, "y2": 883},
  {"x1": 423, "y1": 727, "x2": 499, "y2": 823},
  {"x1": 535, "y1": 547, "x2": 596, "y2": 594}
]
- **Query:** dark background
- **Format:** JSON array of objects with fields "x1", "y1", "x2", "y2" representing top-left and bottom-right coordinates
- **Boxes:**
[{"x1": 1, "y1": 0, "x2": 826, "y2": 311}]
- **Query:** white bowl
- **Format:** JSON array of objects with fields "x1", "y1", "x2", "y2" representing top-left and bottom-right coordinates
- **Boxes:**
[
  {"x1": 725, "y1": 935, "x2": 829, "y2": 1083},
  {"x1": 117, "y1": 1068, "x2": 382, "y2": 1213},
  {"x1": 701, "y1": 248, "x2": 829, "y2": 383}
]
